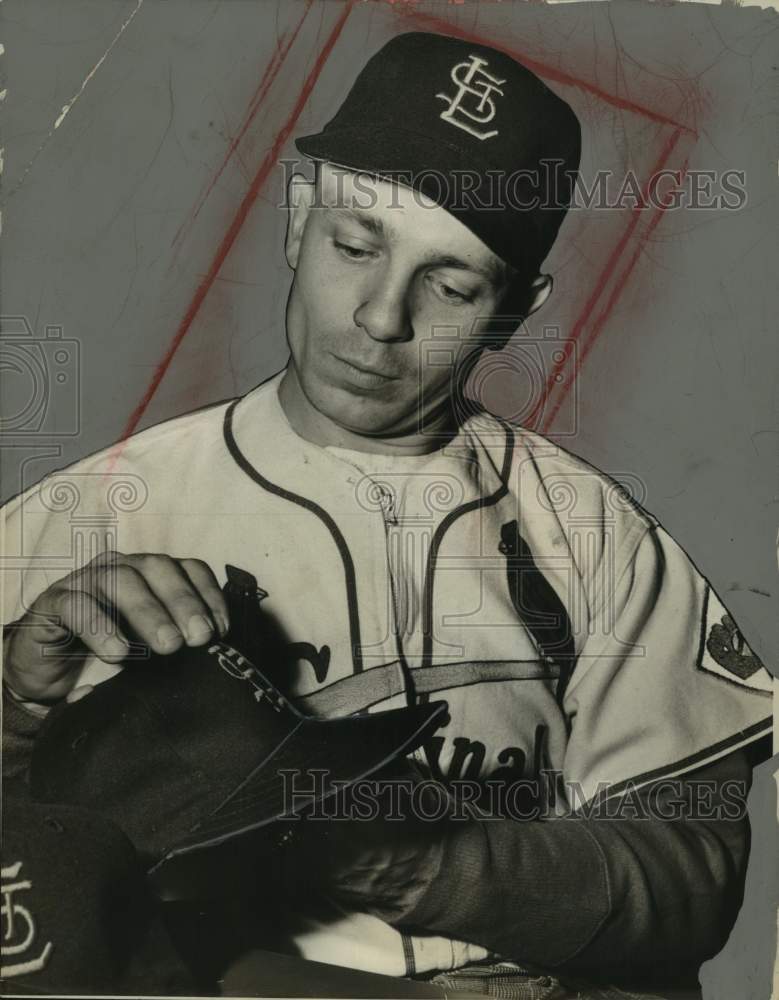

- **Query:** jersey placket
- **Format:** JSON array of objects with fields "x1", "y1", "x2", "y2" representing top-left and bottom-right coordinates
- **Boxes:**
[
  {"x1": 375, "y1": 485, "x2": 405, "y2": 636},
  {"x1": 372, "y1": 479, "x2": 431, "y2": 706}
]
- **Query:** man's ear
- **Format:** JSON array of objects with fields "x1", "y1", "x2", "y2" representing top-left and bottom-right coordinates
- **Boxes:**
[
  {"x1": 285, "y1": 174, "x2": 315, "y2": 270},
  {"x1": 525, "y1": 273, "x2": 553, "y2": 316},
  {"x1": 484, "y1": 273, "x2": 554, "y2": 351}
]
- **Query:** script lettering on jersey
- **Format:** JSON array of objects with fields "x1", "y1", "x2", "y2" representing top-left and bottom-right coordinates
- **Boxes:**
[
  {"x1": 423, "y1": 725, "x2": 561, "y2": 815},
  {"x1": 1, "y1": 862, "x2": 53, "y2": 979},
  {"x1": 425, "y1": 723, "x2": 549, "y2": 783},
  {"x1": 286, "y1": 642, "x2": 331, "y2": 684}
]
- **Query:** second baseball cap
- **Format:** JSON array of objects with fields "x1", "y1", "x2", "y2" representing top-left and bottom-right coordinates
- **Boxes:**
[{"x1": 2, "y1": 796, "x2": 195, "y2": 993}]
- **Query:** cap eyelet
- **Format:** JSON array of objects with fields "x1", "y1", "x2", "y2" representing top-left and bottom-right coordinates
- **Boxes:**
[{"x1": 71, "y1": 731, "x2": 89, "y2": 750}]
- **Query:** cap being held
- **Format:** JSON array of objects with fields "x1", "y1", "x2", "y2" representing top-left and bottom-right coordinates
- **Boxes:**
[
  {"x1": 296, "y1": 31, "x2": 581, "y2": 279},
  {"x1": 29, "y1": 566, "x2": 445, "y2": 901}
]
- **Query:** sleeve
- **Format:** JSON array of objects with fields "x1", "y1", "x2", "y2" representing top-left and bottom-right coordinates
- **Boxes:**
[
  {"x1": 390, "y1": 513, "x2": 772, "y2": 981},
  {"x1": 397, "y1": 748, "x2": 759, "y2": 983},
  {"x1": 0, "y1": 451, "x2": 158, "y2": 630},
  {"x1": 2, "y1": 466, "x2": 137, "y2": 770},
  {"x1": 1, "y1": 472, "x2": 105, "y2": 656},
  {"x1": 561, "y1": 520, "x2": 773, "y2": 807},
  {"x1": 2, "y1": 486, "x2": 69, "y2": 628},
  {"x1": 1, "y1": 481, "x2": 84, "y2": 779},
  {"x1": 2, "y1": 686, "x2": 48, "y2": 784}
]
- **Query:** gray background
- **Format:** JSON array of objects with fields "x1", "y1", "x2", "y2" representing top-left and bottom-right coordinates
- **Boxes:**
[{"x1": 2, "y1": 1, "x2": 777, "y2": 993}]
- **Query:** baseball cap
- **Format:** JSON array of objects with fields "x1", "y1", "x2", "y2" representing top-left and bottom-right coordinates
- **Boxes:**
[
  {"x1": 295, "y1": 31, "x2": 581, "y2": 277},
  {"x1": 29, "y1": 637, "x2": 445, "y2": 898},
  {"x1": 1, "y1": 796, "x2": 194, "y2": 994}
]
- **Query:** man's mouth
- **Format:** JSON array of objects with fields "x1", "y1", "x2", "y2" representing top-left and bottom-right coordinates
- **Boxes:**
[{"x1": 330, "y1": 354, "x2": 401, "y2": 387}]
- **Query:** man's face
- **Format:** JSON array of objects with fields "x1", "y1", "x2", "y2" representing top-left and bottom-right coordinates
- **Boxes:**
[{"x1": 283, "y1": 164, "x2": 515, "y2": 439}]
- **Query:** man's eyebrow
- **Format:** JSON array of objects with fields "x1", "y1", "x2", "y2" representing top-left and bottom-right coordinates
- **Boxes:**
[
  {"x1": 425, "y1": 252, "x2": 507, "y2": 286},
  {"x1": 327, "y1": 206, "x2": 387, "y2": 238}
]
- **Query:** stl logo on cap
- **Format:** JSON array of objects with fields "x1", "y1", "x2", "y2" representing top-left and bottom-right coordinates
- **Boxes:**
[
  {"x1": 1, "y1": 861, "x2": 53, "y2": 979},
  {"x1": 436, "y1": 53, "x2": 506, "y2": 141}
]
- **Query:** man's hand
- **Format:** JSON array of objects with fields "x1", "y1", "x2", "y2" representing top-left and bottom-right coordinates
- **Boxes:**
[
  {"x1": 284, "y1": 766, "x2": 458, "y2": 925},
  {"x1": 3, "y1": 551, "x2": 229, "y2": 704}
]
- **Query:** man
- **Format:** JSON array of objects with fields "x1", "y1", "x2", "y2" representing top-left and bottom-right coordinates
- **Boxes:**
[{"x1": 2, "y1": 31, "x2": 773, "y2": 992}]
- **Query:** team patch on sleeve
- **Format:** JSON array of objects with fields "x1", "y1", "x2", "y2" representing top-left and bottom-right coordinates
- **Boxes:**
[{"x1": 697, "y1": 588, "x2": 773, "y2": 694}]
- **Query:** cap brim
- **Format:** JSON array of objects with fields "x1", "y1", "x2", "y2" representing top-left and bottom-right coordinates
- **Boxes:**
[
  {"x1": 296, "y1": 126, "x2": 546, "y2": 274},
  {"x1": 149, "y1": 699, "x2": 445, "y2": 871},
  {"x1": 296, "y1": 125, "x2": 481, "y2": 199}
]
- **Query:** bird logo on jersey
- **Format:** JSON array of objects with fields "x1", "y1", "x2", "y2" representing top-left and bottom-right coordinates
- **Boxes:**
[
  {"x1": 699, "y1": 590, "x2": 772, "y2": 693},
  {"x1": 706, "y1": 614, "x2": 764, "y2": 681}
]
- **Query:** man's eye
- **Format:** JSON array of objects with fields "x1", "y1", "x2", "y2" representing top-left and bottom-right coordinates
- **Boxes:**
[
  {"x1": 334, "y1": 240, "x2": 375, "y2": 260},
  {"x1": 428, "y1": 275, "x2": 475, "y2": 305}
]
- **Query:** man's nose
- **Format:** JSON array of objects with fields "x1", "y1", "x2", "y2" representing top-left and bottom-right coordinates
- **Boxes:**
[{"x1": 353, "y1": 272, "x2": 413, "y2": 343}]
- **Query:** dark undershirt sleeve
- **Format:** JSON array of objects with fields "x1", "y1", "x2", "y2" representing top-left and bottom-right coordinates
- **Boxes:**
[
  {"x1": 399, "y1": 747, "x2": 758, "y2": 985},
  {"x1": 2, "y1": 684, "x2": 47, "y2": 787}
]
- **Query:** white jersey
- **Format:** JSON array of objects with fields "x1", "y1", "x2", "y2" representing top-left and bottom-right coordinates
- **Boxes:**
[{"x1": 2, "y1": 370, "x2": 772, "y2": 976}]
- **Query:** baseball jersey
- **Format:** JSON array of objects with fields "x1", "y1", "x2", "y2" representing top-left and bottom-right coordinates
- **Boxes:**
[{"x1": 2, "y1": 369, "x2": 773, "y2": 976}]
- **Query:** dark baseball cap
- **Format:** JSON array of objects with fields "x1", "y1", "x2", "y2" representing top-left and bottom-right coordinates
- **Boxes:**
[
  {"x1": 296, "y1": 31, "x2": 581, "y2": 277},
  {"x1": 29, "y1": 638, "x2": 445, "y2": 898},
  {"x1": 1, "y1": 796, "x2": 194, "y2": 994}
]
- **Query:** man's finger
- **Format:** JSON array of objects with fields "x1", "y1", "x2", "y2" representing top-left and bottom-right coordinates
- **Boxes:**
[
  {"x1": 66, "y1": 684, "x2": 95, "y2": 704},
  {"x1": 91, "y1": 562, "x2": 187, "y2": 655},
  {"x1": 5, "y1": 590, "x2": 128, "y2": 701},
  {"x1": 55, "y1": 588, "x2": 130, "y2": 663},
  {"x1": 180, "y1": 558, "x2": 230, "y2": 637},
  {"x1": 125, "y1": 553, "x2": 218, "y2": 646}
]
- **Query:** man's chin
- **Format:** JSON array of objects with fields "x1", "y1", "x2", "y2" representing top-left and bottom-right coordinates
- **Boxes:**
[
  {"x1": 310, "y1": 377, "x2": 461, "y2": 442},
  {"x1": 303, "y1": 378, "x2": 413, "y2": 436},
  {"x1": 323, "y1": 402, "x2": 420, "y2": 439}
]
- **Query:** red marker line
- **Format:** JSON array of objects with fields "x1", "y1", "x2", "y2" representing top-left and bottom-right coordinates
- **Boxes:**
[
  {"x1": 400, "y1": 7, "x2": 696, "y2": 135},
  {"x1": 400, "y1": 6, "x2": 700, "y2": 433},
  {"x1": 112, "y1": 0, "x2": 355, "y2": 460},
  {"x1": 171, "y1": 0, "x2": 314, "y2": 250},
  {"x1": 525, "y1": 126, "x2": 683, "y2": 429},
  {"x1": 540, "y1": 140, "x2": 691, "y2": 433}
]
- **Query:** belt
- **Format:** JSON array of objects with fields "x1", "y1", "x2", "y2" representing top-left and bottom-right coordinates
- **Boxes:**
[{"x1": 426, "y1": 962, "x2": 673, "y2": 1000}]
